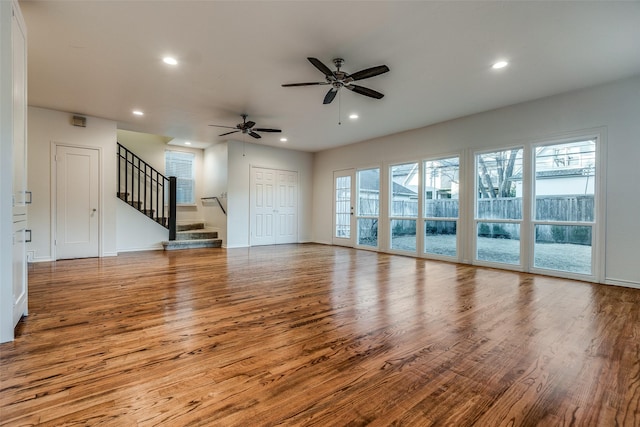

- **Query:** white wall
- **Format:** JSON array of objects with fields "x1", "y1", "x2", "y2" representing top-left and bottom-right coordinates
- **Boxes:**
[
  {"x1": 227, "y1": 140, "x2": 313, "y2": 248},
  {"x1": 27, "y1": 107, "x2": 118, "y2": 260},
  {"x1": 203, "y1": 142, "x2": 228, "y2": 245},
  {"x1": 115, "y1": 201, "x2": 168, "y2": 252},
  {"x1": 313, "y1": 75, "x2": 640, "y2": 287}
]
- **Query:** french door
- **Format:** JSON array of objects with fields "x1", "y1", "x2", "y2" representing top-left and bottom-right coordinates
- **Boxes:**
[{"x1": 333, "y1": 168, "x2": 381, "y2": 248}]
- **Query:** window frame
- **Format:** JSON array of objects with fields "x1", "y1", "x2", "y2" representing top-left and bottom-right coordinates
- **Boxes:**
[
  {"x1": 473, "y1": 145, "x2": 526, "y2": 271},
  {"x1": 355, "y1": 167, "x2": 381, "y2": 250},
  {"x1": 529, "y1": 133, "x2": 603, "y2": 282},
  {"x1": 422, "y1": 154, "x2": 462, "y2": 261},
  {"x1": 388, "y1": 161, "x2": 420, "y2": 254}
]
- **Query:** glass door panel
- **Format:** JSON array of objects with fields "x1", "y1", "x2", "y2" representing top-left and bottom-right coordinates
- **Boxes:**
[{"x1": 356, "y1": 168, "x2": 380, "y2": 248}]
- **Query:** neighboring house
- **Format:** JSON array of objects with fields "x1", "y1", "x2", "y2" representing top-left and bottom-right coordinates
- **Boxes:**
[{"x1": 513, "y1": 142, "x2": 596, "y2": 197}]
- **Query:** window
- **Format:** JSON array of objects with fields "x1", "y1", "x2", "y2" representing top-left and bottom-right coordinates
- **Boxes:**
[
  {"x1": 390, "y1": 162, "x2": 418, "y2": 252},
  {"x1": 475, "y1": 148, "x2": 523, "y2": 265},
  {"x1": 165, "y1": 150, "x2": 195, "y2": 205},
  {"x1": 533, "y1": 139, "x2": 596, "y2": 275},
  {"x1": 424, "y1": 156, "x2": 459, "y2": 257}
]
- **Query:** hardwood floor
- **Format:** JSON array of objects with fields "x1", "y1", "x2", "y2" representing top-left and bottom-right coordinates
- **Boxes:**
[{"x1": 1, "y1": 244, "x2": 638, "y2": 426}]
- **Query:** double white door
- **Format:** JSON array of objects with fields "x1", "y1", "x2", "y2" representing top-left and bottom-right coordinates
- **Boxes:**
[{"x1": 250, "y1": 167, "x2": 298, "y2": 246}]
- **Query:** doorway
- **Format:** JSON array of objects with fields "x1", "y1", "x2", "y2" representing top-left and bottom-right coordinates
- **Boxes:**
[{"x1": 54, "y1": 145, "x2": 100, "y2": 259}]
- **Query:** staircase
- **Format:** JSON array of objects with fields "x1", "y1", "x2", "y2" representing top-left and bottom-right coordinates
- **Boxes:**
[
  {"x1": 162, "y1": 223, "x2": 222, "y2": 250},
  {"x1": 117, "y1": 143, "x2": 175, "y2": 237},
  {"x1": 118, "y1": 142, "x2": 223, "y2": 250}
]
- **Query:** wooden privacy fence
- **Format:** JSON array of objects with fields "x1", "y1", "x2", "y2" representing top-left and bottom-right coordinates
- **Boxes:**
[
  {"x1": 359, "y1": 195, "x2": 594, "y2": 242},
  {"x1": 387, "y1": 195, "x2": 594, "y2": 221}
]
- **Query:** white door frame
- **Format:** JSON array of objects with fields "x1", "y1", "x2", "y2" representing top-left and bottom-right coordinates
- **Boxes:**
[{"x1": 51, "y1": 142, "x2": 102, "y2": 259}]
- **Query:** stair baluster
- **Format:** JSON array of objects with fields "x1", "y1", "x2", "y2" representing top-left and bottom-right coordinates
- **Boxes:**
[{"x1": 116, "y1": 143, "x2": 176, "y2": 240}]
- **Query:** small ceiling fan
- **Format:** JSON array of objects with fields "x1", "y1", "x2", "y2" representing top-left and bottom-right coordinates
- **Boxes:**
[
  {"x1": 282, "y1": 57, "x2": 390, "y2": 104},
  {"x1": 209, "y1": 114, "x2": 281, "y2": 139}
]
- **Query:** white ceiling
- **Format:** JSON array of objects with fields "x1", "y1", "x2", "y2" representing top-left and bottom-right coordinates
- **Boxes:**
[{"x1": 20, "y1": 1, "x2": 640, "y2": 152}]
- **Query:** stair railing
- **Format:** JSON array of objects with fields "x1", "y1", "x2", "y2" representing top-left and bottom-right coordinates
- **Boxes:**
[
  {"x1": 117, "y1": 143, "x2": 177, "y2": 240},
  {"x1": 201, "y1": 196, "x2": 227, "y2": 215}
]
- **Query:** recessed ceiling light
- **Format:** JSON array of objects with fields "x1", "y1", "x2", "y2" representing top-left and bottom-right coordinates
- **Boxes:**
[
  {"x1": 184, "y1": 141, "x2": 191, "y2": 145},
  {"x1": 280, "y1": 137, "x2": 288, "y2": 142},
  {"x1": 492, "y1": 60, "x2": 509, "y2": 69},
  {"x1": 163, "y1": 57, "x2": 178, "y2": 65},
  {"x1": 132, "y1": 110, "x2": 144, "y2": 116},
  {"x1": 349, "y1": 114, "x2": 359, "y2": 119}
]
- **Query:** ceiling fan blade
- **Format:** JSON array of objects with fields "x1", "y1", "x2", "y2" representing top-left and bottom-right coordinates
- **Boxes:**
[
  {"x1": 346, "y1": 84, "x2": 384, "y2": 99},
  {"x1": 254, "y1": 128, "x2": 281, "y2": 133},
  {"x1": 249, "y1": 131, "x2": 262, "y2": 139},
  {"x1": 323, "y1": 88, "x2": 338, "y2": 104},
  {"x1": 219, "y1": 130, "x2": 240, "y2": 136},
  {"x1": 282, "y1": 82, "x2": 328, "y2": 87},
  {"x1": 209, "y1": 124, "x2": 237, "y2": 129},
  {"x1": 245, "y1": 121, "x2": 256, "y2": 129},
  {"x1": 348, "y1": 65, "x2": 390, "y2": 81},
  {"x1": 308, "y1": 57, "x2": 335, "y2": 78}
]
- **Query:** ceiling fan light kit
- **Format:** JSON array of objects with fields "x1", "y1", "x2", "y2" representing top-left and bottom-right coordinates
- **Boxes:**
[
  {"x1": 209, "y1": 114, "x2": 281, "y2": 139},
  {"x1": 282, "y1": 57, "x2": 390, "y2": 104}
]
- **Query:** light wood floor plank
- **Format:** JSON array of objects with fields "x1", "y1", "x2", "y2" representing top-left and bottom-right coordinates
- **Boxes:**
[{"x1": 1, "y1": 244, "x2": 639, "y2": 426}]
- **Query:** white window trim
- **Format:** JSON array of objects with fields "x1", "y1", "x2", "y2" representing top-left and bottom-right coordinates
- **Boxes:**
[
  {"x1": 527, "y1": 128, "x2": 606, "y2": 283},
  {"x1": 472, "y1": 145, "x2": 526, "y2": 272}
]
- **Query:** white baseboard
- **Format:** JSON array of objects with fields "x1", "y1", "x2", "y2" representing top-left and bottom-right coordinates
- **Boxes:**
[
  {"x1": 29, "y1": 255, "x2": 54, "y2": 263},
  {"x1": 604, "y1": 278, "x2": 640, "y2": 290}
]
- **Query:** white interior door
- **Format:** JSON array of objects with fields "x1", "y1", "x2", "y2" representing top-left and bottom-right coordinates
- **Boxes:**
[
  {"x1": 55, "y1": 145, "x2": 100, "y2": 259},
  {"x1": 250, "y1": 167, "x2": 298, "y2": 246},
  {"x1": 333, "y1": 169, "x2": 355, "y2": 247}
]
